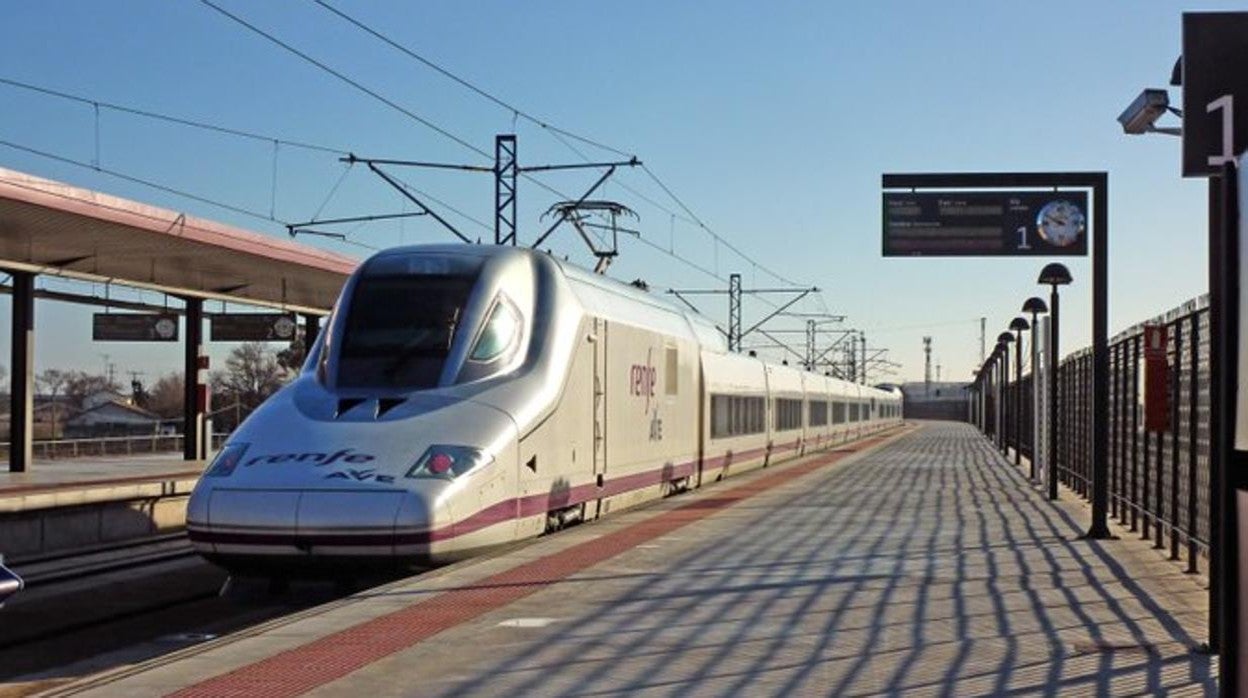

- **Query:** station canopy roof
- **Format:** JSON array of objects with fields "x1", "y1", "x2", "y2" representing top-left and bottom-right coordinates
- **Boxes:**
[{"x1": 0, "y1": 167, "x2": 359, "y2": 314}]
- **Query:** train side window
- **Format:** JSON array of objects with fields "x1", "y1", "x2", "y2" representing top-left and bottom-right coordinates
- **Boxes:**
[
  {"x1": 711, "y1": 395, "x2": 729, "y2": 438},
  {"x1": 832, "y1": 401, "x2": 846, "y2": 424},
  {"x1": 809, "y1": 400, "x2": 828, "y2": 426},
  {"x1": 665, "y1": 347, "x2": 678, "y2": 395},
  {"x1": 710, "y1": 394, "x2": 767, "y2": 438},
  {"x1": 774, "y1": 398, "x2": 802, "y2": 431}
]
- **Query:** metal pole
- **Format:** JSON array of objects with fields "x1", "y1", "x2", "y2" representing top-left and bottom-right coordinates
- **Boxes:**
[
  {"x1": 1087, "y1": 173, "x2": 1111, "y2": 538},
  {"x1": 1188, "y1": 310, "x2": 1201, "y2": 573},
  {"x1": 1030, "y1": 314, "x2": 1040, "y2": 480},
  {"x1": 494, "y1": 134, "x2": 518, "y2": 245},
  {"x1": 1001, "y1": 350, "x2": 1009, "y2": 455},
  {"x1": 8, "y1": 271, "x2": 33, "y2": 473},
  {"x1": 1169, "y1": 319, "x2": 1180, "y2": 559},
  {"x1": 1209, "y1": 176, "x2": 1225, "y2": 654},
  {"x1": 861, "y1": 331, "x2": 867, "y2": 385},
  {"x1": 302, "y1": 314, "x2": 320, "y2": 363},
  {"x1": 1215, "y1": 164, "x2": 1241, "y2": 685},
  {"x1": 183, "y1": 298, "x2": 204, "y2": 461},
  {"x1": 1015, "y1": 328, "x2": 1024, "y2": 466},
  {"x1": 1048, "y1": 285, "x2": 1060, "y2": 500},
  {"x1": 728, "y1": 273, "x2": 742, "y2": 353}
]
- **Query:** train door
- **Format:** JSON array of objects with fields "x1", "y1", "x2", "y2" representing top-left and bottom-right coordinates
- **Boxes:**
[{"x1": 592, "y1": 316, "x2": 608, "y2": 517}]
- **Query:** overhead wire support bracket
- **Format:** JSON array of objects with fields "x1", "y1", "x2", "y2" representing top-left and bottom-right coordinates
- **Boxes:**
[
  {"x1": 287, "y1": 228, "x2": 348, "y2": 241},
  {"x1": 285, "y1": 211, "x2": 428, "y2": 237},
  {"x1": 519, "y1": 156, "x2": 639, "y2": 174},
  {"x1": 340, "y1": 153, "x2": 493, "y2": 173},
  {"x1": 365, "y1": 162, "x2": 471, "y2": 243},
  {"x1": 738, "y1": 288, "x2": 818, "y2": 341},
  {"x1": 666, "y1": 279, "x2": 821, "y2": 353}
]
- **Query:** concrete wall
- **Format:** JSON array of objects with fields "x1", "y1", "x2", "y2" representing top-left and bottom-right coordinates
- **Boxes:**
[{"x1": 0, "y1": 477, "x2": 195, "y2": 561}]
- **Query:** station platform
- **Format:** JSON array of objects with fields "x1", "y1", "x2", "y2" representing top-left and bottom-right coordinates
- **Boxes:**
[
  {"x1": 0, "y1": 454, "x2": 202, "y2": 512},
  {"x1": 0, "y1": 455, "x2": 204, "y2": 560},
  {"x1": 35, "y1": 422, "x2": 1215, "y2": 696}
]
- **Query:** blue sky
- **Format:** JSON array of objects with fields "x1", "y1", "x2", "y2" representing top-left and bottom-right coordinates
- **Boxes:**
[{"x1": 0, "y1": 1, "x2": 1235, "y2": 385}]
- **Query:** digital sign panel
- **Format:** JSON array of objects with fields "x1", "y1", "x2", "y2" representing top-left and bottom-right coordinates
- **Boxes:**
[
  {"x1": 93, "y1": 313, "x2": 179, "y2": 342},
  {"x1": 882, "y1": 190, "x2": 1089, "y2": 257},
  {"x1": 210, "y1": 313, "x2": 298, "y2": 342}
]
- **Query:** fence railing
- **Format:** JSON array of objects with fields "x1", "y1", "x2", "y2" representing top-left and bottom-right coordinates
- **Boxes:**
[
  {"x1": 1000, "y1": 295, "x2": 1210, "y2": 574},
  {"x1": 0, "y1": 432, "x2": 229, "y2": 461}
]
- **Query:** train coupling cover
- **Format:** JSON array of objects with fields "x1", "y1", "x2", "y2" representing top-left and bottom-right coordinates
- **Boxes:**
[{"x1": 0, "y1": 554, "x2": 23, "y2": 608}]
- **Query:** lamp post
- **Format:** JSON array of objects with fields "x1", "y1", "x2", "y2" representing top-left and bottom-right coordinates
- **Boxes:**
[
  {"x1": 1039, "y1": 263, "x2": 1073, "y2": 500},
  {"x1": 997, "y1": 332, "x2": 1015, "y2": 457},
  {"x1": 992, "y1": 345, "x2": 1003, "y2": 447},
  {"x1": 987, "y1": 346, "x2": 999, "y2": 445},
  {"x1": 1010, "y1": 317, "x2": 1030, "y2": 467},
  {"x1": 1023, "y1": 297, "x2": 1048, "y2": 481}
]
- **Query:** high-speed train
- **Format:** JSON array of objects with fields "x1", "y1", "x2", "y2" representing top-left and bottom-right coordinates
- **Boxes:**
[{"x1": 187, "y1": 244, "x2": 901, "y2": 574}]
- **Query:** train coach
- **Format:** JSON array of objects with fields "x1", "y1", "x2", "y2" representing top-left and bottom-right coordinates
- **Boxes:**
[{"x1": 186, "y1": 244, "x2": 901, "y2": 575}]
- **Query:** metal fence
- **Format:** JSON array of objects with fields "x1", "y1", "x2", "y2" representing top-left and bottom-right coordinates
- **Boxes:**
[
  {"x1": 0, "y1": 432, "x2": 229, "y2": 461},
  {"x1": 1003, "y1": 295, "x2": 1211, "y2": 574}
]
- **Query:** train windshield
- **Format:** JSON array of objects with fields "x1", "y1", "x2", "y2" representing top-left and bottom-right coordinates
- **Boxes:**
[{"x1": 336, "y1": 254, "x2": 482, "y2": 390}]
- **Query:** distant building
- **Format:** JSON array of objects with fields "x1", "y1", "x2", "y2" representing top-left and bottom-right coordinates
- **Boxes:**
[
  {"x1": 63, "y1": 399, "x2": 161, "y2": 438},
  {"x1": 900, "y1": 381, "x2": 971, "y2": 421},
  {"x1": 82, "y1": 389, "x2": 132, "y2": 411}
]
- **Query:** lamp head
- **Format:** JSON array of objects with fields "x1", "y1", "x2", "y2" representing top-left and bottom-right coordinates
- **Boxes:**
[
  {"x1": 1009, "y1": 317, "x2": 1030, "y2": 332},
  {"x1": 1038, "y1": 263, "x2": 1073, "y2": 286},
  {"x1": 1022, "y1": 296, "x2": 1048, "y2": 315},
  {"x1": 997, "y1": 331, "x2": 1014, "y2": 344}
]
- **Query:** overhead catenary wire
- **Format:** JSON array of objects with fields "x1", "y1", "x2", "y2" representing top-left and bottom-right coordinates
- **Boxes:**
[
  {"x1": 198, "y1": 0, "x2": 491, "y2": 162},
  {"x1": 6, "y1": 1, "x2": 833, "y2": 334},
  {"x1": 0, "y1": 138, "x2": 379, "y2": 251},
  {"x1": 0, "y1": 76, "x2": 349, "y2": 156},
  {"x1": 309, "y1": 0, "x2": 636, "y2": 161},
  {"x1": 300, "y1": 0, "x2": 812, "y2": 293},
  {"x1": 0, "y1": 137, "x2": 285, "y2": 224}
]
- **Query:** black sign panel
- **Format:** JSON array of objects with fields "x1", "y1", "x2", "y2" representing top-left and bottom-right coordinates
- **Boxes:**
[
  {"x1": 1183, "y1": 12, "x2": 1248, "y2": 177},
  {"x1": 882, "y1": 191, "x2": 1089, "y2": 257},
  {"x1": 93, "y1": 313, "x2": 179, "y2": 341},
  {"x1": 210, "y1": 313, "x2": 298, "y2": 342}
]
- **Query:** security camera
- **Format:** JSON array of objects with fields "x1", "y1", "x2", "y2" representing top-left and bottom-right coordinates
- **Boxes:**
[{"x1": 1118, "y1": 89, "x2": 1173, "y2": 135}]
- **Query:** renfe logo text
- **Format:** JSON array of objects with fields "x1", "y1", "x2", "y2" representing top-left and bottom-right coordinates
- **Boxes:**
[{"x1": 245, "y1": 448, "x2": 375, "y2": 467}]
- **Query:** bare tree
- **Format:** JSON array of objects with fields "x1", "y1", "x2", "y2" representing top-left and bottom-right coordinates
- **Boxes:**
[
  {"x1": 37, "y1": 369, "x2": 69, "y2": 438},
  {"x1": 146, "y1": 372, "x2": 185, "y2": 419},
  {"x1": 64, "y1": 372, "x2": 120, "y2": 409},
  {"x1": 216, "y1": 343, "x2": 287, "y2": 412}
]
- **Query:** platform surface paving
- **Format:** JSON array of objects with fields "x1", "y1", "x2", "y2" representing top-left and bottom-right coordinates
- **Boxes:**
[{"x1": 44, "y1": 422, "x2": 1215, "y2": 696}]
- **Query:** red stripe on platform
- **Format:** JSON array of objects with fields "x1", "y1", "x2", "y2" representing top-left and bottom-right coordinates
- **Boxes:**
[{"x1": 167, "y1": 428, "x2": 907, "y2": 698}]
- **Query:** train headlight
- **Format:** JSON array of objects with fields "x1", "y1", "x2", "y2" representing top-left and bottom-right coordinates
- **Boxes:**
[
  {"x1": 406, "y1": 445, "x2": 491, "y2": 480},
  {"x1": 204, "y1": 443, "x2": 249, "y2": 478}
]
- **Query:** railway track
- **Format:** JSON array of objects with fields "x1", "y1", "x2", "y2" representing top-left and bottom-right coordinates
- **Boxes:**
[
  {"x1": 0, "y1": 535, "x2": 411, "y2": 688},
  {"x1": 11, "y1": 533, "x2": 197, "y2": 588}
]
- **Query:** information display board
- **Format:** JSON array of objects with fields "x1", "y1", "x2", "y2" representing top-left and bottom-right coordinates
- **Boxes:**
[
  {"x1": 1182, "y1": 12, "x2": 1248, "y2": 177},
  {"x1": 92, "y1": 313, "x2": 179, "y2": 341},
  {"x1": 882, "y1": 190, "x2": 1089, "y2": 257},
  {"x1": 210, "y1": 313, "x2": 298, "y2": 342}
]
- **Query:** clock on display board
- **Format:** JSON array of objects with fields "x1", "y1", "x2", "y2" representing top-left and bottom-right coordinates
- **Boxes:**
[{"x1": 1035, "y1": 200, "x2": 1086, "y2": 248}]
